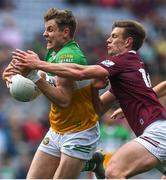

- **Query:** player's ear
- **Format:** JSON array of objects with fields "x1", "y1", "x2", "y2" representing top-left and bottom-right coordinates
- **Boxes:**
[
  {"x1": 125, "y1": 37, "x2": 133, "y2": 48},
  {"x1": 63, "y1": 27, "x2": 70, "y2": 38}
]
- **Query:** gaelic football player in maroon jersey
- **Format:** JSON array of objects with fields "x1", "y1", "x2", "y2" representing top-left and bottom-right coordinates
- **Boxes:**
[{"x1": 7, "y1": 20, "x2": 166, "y2": 178}]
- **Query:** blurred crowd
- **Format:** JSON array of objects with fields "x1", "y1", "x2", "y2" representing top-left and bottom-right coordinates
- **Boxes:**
[{"x1": 0, "y1": 0, "x2": 165, "y2": 178}]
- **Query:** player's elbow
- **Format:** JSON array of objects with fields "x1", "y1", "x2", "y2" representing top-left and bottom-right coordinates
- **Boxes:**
[{"x1": 163, "y1": 81, "x2": 166, "y2": 88}]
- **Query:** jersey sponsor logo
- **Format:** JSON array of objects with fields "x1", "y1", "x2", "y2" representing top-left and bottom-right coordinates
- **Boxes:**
[
  {"x1": 61, "y1": 59, "x2": 74, "y2": 63},
  {"x1": 42, "y1": 137, "x2": 50, "y2": 145},
  {"x1": 139, "y1": 118, "x2": 144, "y2": 125},
  {"x1": 60, "y1": 54, "x2": 74, "y2": 62},
  {"x1": 101, "y1": 60, "x2": 115, "y2": 67}
]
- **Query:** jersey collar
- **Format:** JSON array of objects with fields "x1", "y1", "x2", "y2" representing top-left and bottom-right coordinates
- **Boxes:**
[{"x1": 128, "y1": 50, "x2": 136, "y2": 54}]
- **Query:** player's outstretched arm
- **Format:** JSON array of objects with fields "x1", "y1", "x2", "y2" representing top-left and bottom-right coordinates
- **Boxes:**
[
  {"x1": 13, "y1": 49, "x2": 109, "y2": 80},
  {"x1": 153, "y1": 81, "x2": 166, "y2": 98}
]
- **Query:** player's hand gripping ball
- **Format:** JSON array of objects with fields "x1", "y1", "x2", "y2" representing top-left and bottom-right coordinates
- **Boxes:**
[{"x1": 9, "y1": 74, "x2": 41, "y2": 102}]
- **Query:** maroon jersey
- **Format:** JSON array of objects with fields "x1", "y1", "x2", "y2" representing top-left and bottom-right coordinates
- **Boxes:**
[{"x1": 99, "y1": 51, "x2": 166, "y2": 136}]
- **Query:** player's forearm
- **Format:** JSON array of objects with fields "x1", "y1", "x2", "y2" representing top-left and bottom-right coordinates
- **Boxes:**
[
  {"x1": 35, "y1": 78, "x2": 70, "y2": 108},
  {"x1": 91, "y1": 87, "x2": 108, "y2": 116},
  {"x1": 153, "y1": 81, "x2": 166, "y2": 98},
  {"x1": 36, "y1": 61, "x2": 108, "y2": 80},
  {"x1": 36, "y1": 61, "x2": 86, "y2": 80}
]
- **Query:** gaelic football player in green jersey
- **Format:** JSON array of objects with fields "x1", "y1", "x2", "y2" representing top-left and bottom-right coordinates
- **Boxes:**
[{"x1": 3, "y1": 8, "x2": 100, "y2": 179}]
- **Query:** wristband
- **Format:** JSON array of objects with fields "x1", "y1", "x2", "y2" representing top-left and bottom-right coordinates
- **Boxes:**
[
  {"x1": 26, "y1": 70, "x2": 41, "y2": 83},
  {"x1": 45, "y1": 74, "x2": 56, "y2": 86}
]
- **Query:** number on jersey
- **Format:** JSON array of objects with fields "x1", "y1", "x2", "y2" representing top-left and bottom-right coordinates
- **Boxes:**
[{"x1": 139, "y1": 68, "x2": 152, "y2": 88}]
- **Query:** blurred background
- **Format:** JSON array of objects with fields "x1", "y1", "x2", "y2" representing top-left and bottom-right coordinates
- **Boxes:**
[{"x1": 0, "y1": 0, "x2": 165, "y2": 179}]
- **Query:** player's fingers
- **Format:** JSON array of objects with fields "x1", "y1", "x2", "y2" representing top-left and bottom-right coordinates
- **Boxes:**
[
  {"x1": 110, "y1": 112, "x2": 118, "y2": 119},
  {"x1": 10, "y1": 62, "x2": 23, "y2": 72},
  {"x1": 11, "y1": 59, "x2": 19, "y2": 64},
  {"x1": 14, "y1": 61, "x2": 27, "y2": 68},
  {"x1": 2, "y1": 67, "x2": 15, "y2": 80},
  {"x1": 12, "y1": 51, "x2": 26, "y2": 59},
  {"x1": 11, "y1": 60, "x2": 24, "y2": 69},
  {"x1": 5, "y1": 70, "x2": 16, "y2": 76},
  {"x1": 27, "y1": 50, "x2": 36, "y2": 55},
  {"x1": 110, "y1": 110, "x2": 122, "y2": 119},
  {"x1": 12, "y1": 67, "x2": 23, "y2": 74},
  {"x1": 12, "y1": 54, "x2": 25, "y2": 62},
  {"x1": 6, "y1": 80, "x2": 10, "y2": 88},
  {"x1": 10, "y1": 61, "x2": 17, "y2": 68},
  {"x1": 111, "y1": 108, "x2": 123, "y2": 118},
  {"x1": 6, "y1": 77, "x2": 12, "y2": 88},
  {"x1": 110, "y1": 109, "x2": 118, "y2": 118},
  {"x1": 15, "y1": 49, "x2": 27, "y2": 55},
  {"x1": 109, "y1": 116, "x2": 116, "y2": 122},
  {"x1": 6, "y1": 82, "x2": 10, "y2": 88},
  {"x1": 4, "y1": 66, "x2": 13, "y2": 72},
  {"x1": 4, "y1": 66, "x2": 21, "y2": 76},
  {"x1": 12, "y1": 52, "x2": 24, "y2": 58},
  {"x1": 3, "y1": 72, "x2": 12, "y2": 82}
]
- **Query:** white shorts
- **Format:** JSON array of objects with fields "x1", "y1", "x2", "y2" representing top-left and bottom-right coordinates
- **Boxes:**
[
  {"x1": 135, "y1": 119, "x2": 166, "y2": 174},
  {"x1": 38, "y1": 122, "x2": 100, "y2": 161}
]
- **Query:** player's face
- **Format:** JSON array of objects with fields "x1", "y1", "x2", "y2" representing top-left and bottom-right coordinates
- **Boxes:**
[
  {"x1": 43, "y1": 19, "x2": 65, "y2": 51},
  {"x1": 107, "y1": 27, "x2": 127, "y2": 56}
]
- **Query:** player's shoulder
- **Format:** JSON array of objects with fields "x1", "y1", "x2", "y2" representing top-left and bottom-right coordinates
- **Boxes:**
[
  {"x1": 110, "y1": 52, "x2": 139, "y2": 65},
  {"x1": 116, "y1": 51, "x2": 137, "y2": 59}
]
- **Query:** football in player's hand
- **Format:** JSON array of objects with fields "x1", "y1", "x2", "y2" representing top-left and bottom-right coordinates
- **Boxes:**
[{"x1": 9, "y1": 74, "x2": 41, "y2": 102}]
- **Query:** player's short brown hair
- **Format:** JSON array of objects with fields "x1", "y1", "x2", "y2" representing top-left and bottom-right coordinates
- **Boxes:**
[
  {"x1": 112, "y1": 20, "x2": 146, "y2": 51},
  {"x1": 44, "y1": 8, "x2": 77, "y2": 38}
]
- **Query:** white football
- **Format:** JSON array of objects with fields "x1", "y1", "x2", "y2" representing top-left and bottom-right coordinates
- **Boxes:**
[{"x1": 9, "y1": 74, "x2": 41, "y2": 102}]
